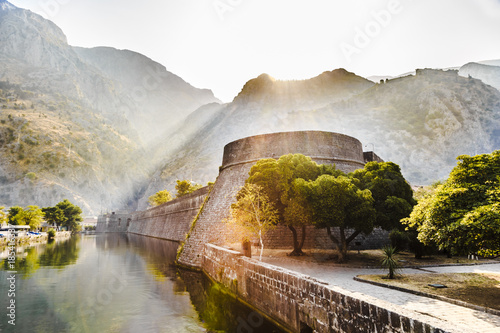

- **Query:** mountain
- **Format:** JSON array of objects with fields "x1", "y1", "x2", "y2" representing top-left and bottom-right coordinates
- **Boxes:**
[
  {"x1": 459, "y1": 62, "x2": 500, "y2": 91},
  {"x1": 0, "y1": 1, "x2": 219, "y2": 214},
  {"x1": 138, "y1": 68, "x2": 500, "y2": 208},
  {"x1": 478, "y1": 59, "x2": 500, "y2": 67},
  {"x1": 312, "y1": 69, "x2": 500, "y2": 183},
  {"x1": 137, "y1": 69, "x2": 374, "y2": 209},
  {"x1": 73, "y1": 47, "x2": 219, "y2": 144},
  {"x1": 233, "y1": 70, "x2": 374, "y2": 108}
]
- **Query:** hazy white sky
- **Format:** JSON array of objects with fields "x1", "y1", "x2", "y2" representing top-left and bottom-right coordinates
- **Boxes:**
[{"x1": 8, "y1": 0, "x2": 500, "y2": 101}]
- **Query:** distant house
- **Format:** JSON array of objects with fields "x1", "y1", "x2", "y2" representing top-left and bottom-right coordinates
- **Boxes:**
[{"x1": 81, "y1": 216, "x2": 98, "y2": 230}]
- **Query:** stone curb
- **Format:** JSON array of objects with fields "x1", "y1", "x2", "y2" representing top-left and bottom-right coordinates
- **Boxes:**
[
  {"x1": 353, "y1": 276, "x2": 500, "y2": 317},
  {"x1": 265, "y1": 255, "x2": 500, "y2": 270}
]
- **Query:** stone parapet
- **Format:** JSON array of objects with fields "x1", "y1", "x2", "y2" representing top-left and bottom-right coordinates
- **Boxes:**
[{"x1": 202, "y1": 243, "x2": 450, "y2": 333}]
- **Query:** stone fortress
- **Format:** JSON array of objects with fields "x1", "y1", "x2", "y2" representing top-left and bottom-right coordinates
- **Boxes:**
[
  {"x1": 97, "y1": 131, "x2": 453, "y2": 332},
  {"x1": 97, "y1": 130, "x2": 388, "y2": 269}
]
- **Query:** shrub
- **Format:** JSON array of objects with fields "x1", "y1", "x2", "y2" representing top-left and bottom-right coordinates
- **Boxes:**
[
  {"x1": 389, "y1": 229, "x2": 409, "y2": 251},
  {"x1": 26, "y1": 172, "x2": 37, "y2": 180},
  {"x1": 47, "y1": 228, "x2": 56, "y2": 240}
]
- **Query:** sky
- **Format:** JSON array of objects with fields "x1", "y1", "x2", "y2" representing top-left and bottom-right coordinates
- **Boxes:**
[{"x1": 8, "y1": 0, "x2": 500, "y2": 102}]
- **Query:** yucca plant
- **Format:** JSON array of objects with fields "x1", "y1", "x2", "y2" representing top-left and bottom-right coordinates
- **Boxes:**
[{"x1": 381, "y1": 245, "x2": 400, "y2": 279}]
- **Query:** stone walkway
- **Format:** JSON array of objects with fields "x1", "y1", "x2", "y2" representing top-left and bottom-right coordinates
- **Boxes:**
[{"x1": 262, "y1": 257, "x2": 500, "y2": 333}]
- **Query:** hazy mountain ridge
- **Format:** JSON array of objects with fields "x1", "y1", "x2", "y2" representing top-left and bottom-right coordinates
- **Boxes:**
[
  {"x1": 0, "y1": 1, "x2": 219, "y2": 214},
  {"x1": 459, "y1": 62, "x2": 500, "y2": 91},
  {"x1": 138, "y1": 68, "x2": 500, "y2": 208},
  {"x1": 73, "y1": 46, "x2": 220, "y2": 144},
  {"x1": 1, "y1": 1, "x2": 499, "y2": 214},
  {"x1": 233, "y1": 69, "x2": 374, "y2": 109},
  {"x1": 312, "y1": 69, "x2": 500, "y2": 183},
  {"x1": 137, "y1": 70, "x2": 382, "y2": 209}
]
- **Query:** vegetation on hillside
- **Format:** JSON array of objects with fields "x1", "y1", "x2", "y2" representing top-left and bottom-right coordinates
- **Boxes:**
[{"x1": 0, "y1": 82, "x2": 146, "y2": 212}]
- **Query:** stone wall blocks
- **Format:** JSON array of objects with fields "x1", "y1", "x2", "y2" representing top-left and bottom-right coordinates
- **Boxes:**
[{"x1": 401, "y1": 316, "x2": 411, "y2": 332}]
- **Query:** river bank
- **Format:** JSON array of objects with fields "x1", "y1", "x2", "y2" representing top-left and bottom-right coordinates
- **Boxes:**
[{"x1": 0, "y1": 231, "x2": 72, "y2": 248}]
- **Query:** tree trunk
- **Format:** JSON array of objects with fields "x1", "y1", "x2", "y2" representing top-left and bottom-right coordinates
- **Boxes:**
[
  {"x1": 326, "y1": 227, "x2": 343, "y2": 260},
  {"x1": 338, "y1": 227, "x2": 347, "y2": 262},
  {"x1": 259, "y1": 230, "x2": 264, "y2": 261},
  {"x1": 299, "y1": 225, "x2": 306, "y2": 250},
  {"x1": 288, "y1": 226, "x2": 305, "y2": 256},
  {"x1": 242, "y1": 240, "x2": 252, "y2": 258}
]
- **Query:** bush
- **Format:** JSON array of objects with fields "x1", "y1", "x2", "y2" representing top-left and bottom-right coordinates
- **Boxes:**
[
  {"x1": 26, "y1": 172, "x2": 37, "y2": 180},
  {"x1": 47, "y1": 228, "x2": 56, "y2": 240},
  {"x1": 408, "y1": 231, "x2": 436, "y2": 259},
  {"x1": 389, "y1": 229, "x2": 410, "y2": 251}
]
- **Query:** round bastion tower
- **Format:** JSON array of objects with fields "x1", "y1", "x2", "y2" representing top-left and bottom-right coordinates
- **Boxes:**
[{"x1": 177, "y1": 131, "x2": 381, "y2": 269}]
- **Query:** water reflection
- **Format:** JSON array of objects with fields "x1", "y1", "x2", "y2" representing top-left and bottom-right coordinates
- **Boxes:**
[
  {"x1": 1, "y1": 236, "x2": 81, "y2": 278},
  {"x1": 0, "y1": 234, "x2": 283, "y2": 333},
  {"x1": 179, "y1": 270, "x2": 285, "y2": 333}
]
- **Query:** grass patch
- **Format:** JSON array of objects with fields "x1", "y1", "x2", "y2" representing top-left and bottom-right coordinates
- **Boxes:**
[
  {"x1": 235, "y1": 247, "x2": 494, "y2": 267},
  {"x1": 358, "y1": 273, "x2": 500, "y2": 311}
]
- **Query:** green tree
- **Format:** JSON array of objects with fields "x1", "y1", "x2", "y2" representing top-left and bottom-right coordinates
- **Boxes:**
[
  {"x1": 404, "y1": 151, "x2": 500, "y2": 257},
  {"x1": 297, "y1": 174, "x2": 376, "y2": 262},
  {"x1": 0, "y1": 206, "x2": 7, "y2": 226},
  {"x1": 42, "y1": 206, "x2": 66, "y2": 227},
  {"x1": 247, "y1": 154, "x2": 325, "y2": 256},
  {"x1": 228, "y1": 183, "x2": 279, "y2": 261},
  {"x1": 55, "y1": 199, "x2": 83, "y2": 232},
  {"x1": 175, "y1": 180, "x2": 203, "y2": 198},
  {"x1": 350, "y1": 161, "x2": 416, "y2": 231},
  {"x1": 15, "y1": 205, "x2": 45, "y2": 230},
  {"x1": 148, "y1": 190, "x2": 172, "y2": 207},
  {"x1": 7, "y1": 206, "x2": 23, "y2": 225}
]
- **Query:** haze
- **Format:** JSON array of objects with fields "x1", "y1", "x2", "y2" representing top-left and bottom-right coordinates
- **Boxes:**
[{"x1": 9, "y1": 0, "x2": 500, "y2": 101}]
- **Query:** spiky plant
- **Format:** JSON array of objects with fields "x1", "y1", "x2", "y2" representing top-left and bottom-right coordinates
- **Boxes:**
[{"x1": 381, "y1": 245, "x2": 400, "y2": 279}]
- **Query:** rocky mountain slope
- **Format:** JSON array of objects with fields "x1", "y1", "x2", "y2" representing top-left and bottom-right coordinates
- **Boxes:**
[
  {"x1": 2, "y1": 0, "x2": 499, "y2": 214},
  {"x1": 138, "y1": 68, "x2": 500, "y2": 209},
  {"x1": 137, "y1": 69, "x2": 374, "y2": 209},
  {"x1": 0, "y1": 1, "x2": 219, "y2": 214},
  {"x1": 459, "y1": 62, "x2": 500, "y2": 91}
]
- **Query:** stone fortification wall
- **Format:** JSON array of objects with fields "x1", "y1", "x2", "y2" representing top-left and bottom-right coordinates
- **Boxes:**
[
  {"x1": 222, "y1": 131, "x2": 365, "y2": 173},
  {"x1": 262, "y1": 226, "x2": 389, "y2": 250},
  {"x1": 96, "y1": 212, "x2": 130, "y2": 233},
  {"x1": 177, "y1": 131, "x2": 374, "y2": 268},
  {"x1": 128, "y1": 186, "x2": 209, "y2": 242},
  {"x1": 203, "y1": 243, "x2": 448, "y2": 333}
]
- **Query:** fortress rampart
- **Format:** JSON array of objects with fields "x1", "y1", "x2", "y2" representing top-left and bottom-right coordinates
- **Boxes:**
[
  {"x1": 129, "y1": 187, "x2": 208, "y2": 241},
  {"x1": 221, "y1": 131, "x2": 366, "y2": 173},
  {"x1": 96, "y1": 131, "x2": 387, "y2": 268},
  {"x1": 177, "y1": 131, "x2": 384, "y2": 268}
]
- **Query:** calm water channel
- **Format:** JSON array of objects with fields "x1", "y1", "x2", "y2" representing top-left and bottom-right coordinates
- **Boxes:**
[{"x1": 0, "y1": 234, "x2": 285, "y2": 333}]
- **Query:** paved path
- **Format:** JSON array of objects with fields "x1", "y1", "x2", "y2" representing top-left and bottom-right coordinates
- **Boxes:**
[{"x1": 262, "y1": 257, "x2": 500, "y2": 333}]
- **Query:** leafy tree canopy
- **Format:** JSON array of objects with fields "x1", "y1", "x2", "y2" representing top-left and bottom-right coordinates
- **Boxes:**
[
  {"x1": 13, "y1": 205, "x2": 45, "y2": 230},
  {"x1": 175, "y1": 180, "x2": 203, "y2": 198},
  {"x1": 55, "y1": 199, "x2": 83, "y2": 232},
  {"x1": 148, "y1": 190, "x2": 172, "y2": 207},
  {"x1": 247, "y1": 154, "x2": 325, "y2": 255},
  {"x1": 351, "y1": 161, "x2": 416, "y2": 230},
  {"x1": 0, "y1": 207, "x2": 7, "y2": 226},
  {"x1": 404, "y1": 151, "x2": 500, "y2": 256},
  {"x1": 228, "y1": 183, "x2": 278, "y2": 260},
  {"x1": 7, "y1": 206, "x2": 23, "y2": 225},
  {"x1": 42, "y1": 206, "x2": 66, "y2": 227},
  {"x1": 296, "y1": 174, "x2": 375, "y2": 261}
]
